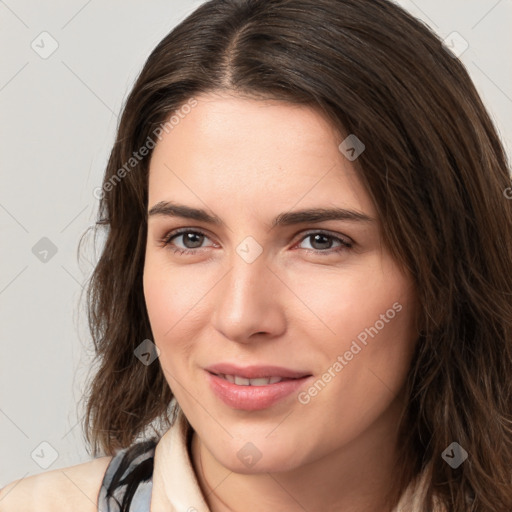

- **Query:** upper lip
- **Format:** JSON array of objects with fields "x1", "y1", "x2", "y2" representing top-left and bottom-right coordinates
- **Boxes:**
[{"x1": 205, "y1": 363, "x2": 312, "y2": 379}]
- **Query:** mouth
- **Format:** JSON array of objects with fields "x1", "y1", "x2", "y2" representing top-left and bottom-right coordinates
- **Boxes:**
[
  {"x1": 205, "y1": 363, "x2": 311, "y2": 380},
  {"x1": 204, "y1": 366, "x2": 313, "y2": 411},
  {"x1": 208, "y1": 372, "x2": 303, "y2": 386}
]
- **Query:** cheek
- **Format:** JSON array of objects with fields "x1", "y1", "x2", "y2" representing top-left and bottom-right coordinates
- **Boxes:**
[
  {"x1": 142, "y1": 258, "x2": 200, "y2": 366},
  {"x1": 143, "y1": 262, "x2": 201, "y2": 397},
  {"x1": 143, "y1": 254, "x2": 204, "y2": 339},
  {"x1": 292, "y1": 259, "x2": 414, "y2": 350},
  {"x1": 143, "y1": 268, "x2": 174, "y2": 338},
  {"x1": 298, "y1": 258, "x2": 418, "y2": 399},
  {"x1": 297, "y1": 289, "x2": 417, "y2": 448}
]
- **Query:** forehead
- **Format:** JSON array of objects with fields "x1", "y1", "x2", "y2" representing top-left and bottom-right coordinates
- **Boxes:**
[{"x1": 147, "y1": 92, "x2": 375, "y2": 220}]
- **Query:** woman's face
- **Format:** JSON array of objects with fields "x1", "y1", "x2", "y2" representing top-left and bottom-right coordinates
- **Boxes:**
[{"x1": 143, "y1": 91, "x2": 419, "y2": 473}]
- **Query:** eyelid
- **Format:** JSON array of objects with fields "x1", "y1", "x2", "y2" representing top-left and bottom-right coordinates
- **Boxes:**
[
  {"x1": 161, "y1": 227, "x2": 217, "y2": 247},
  {"x1": 297, "y1": 229, "x2": 353, "y2": 246}
]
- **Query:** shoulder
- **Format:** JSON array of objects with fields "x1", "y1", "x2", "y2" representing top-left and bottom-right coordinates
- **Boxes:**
[{"x1": 0, "y1": 455, "x2": 112, "y2": 512}]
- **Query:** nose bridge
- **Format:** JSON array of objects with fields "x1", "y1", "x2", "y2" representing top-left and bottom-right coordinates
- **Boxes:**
[
  {"x1": 222, "y1": 236, "x2": 270, "y2": 315},
  {"x1": 212, "y1": 235, "x2": 285, "y2": 340}
]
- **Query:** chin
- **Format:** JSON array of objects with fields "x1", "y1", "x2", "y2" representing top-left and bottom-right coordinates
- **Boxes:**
[
  {"x1": 210, "y1": 437, "x2": 309, "y2": 475},
  {"x1": 225, "y1": 453, "x2": 302, "y2": 475}
]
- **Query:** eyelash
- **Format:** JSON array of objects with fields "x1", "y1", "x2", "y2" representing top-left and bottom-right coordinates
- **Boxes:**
[{"x1": 159, "y1": 228, "x2": 353, "y2": 257}]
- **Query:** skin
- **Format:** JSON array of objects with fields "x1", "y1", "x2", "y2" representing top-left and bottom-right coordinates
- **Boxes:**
[{"x1": 143, "y1": 91, "x2": 420, "y2": 512}]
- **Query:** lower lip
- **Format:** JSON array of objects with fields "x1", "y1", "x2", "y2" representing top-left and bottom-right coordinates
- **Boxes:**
[{"x1": 205, "y1": 371, "x2": 312, "y2": 411}]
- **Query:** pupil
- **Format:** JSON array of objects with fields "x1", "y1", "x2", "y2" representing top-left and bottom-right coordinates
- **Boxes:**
[
  {"x1": 312, "y1": 234, "x2": 330, "y2": 250},
  {"x1": 185, "y1": 233, "x2": 203, "y2": 248}
]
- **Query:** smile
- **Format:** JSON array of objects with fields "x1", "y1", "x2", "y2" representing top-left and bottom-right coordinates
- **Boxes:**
[
  {"x1": 214, "y1": 374, "x2": 292, "y2": 386},
  {"x1": 205, "y1": 370, "x2": 313, "y2": 411}
]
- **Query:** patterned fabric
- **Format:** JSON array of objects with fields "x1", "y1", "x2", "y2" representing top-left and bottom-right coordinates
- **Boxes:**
[{"x1": 98, "y1": 439, "x2": 158, "y2": 511}]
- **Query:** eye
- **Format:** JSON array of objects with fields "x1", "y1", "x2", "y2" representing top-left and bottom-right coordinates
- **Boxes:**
[
  {"x1": 159, "y1": 228, "x2": 214, "y2": 256},
  {"x1": 296, "y1": 231, "x2": 353, "y2": 255}
]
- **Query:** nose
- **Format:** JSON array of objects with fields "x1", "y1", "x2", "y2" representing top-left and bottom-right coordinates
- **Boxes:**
[{"x1": 211, "y1": 247, "x2": 287, "y2": 344}]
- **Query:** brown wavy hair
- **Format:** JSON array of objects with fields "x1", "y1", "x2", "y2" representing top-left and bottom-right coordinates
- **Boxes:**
[{"x1": 79, "y1": 0, "x2": 512, "y2": 510}]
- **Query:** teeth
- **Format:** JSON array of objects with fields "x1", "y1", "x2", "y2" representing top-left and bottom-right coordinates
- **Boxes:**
[
  {"x1": 250, "y1": 377, "x2": 274, "y2": 386},
  {"x1": 220, "y1": 374, "x2": 284, "y2": 386}
]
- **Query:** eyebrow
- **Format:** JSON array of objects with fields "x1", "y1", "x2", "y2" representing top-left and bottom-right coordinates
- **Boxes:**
[{"x1": 148, "y1": 201, "x2": 374, "y2": 229}]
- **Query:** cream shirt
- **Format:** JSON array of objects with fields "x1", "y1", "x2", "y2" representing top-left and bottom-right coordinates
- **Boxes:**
[{"x1": 0, "y1": 408, "x2": 438, "y2": 511}]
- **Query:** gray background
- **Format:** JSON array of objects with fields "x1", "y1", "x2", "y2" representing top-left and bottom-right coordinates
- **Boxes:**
[{"x1": 1, "y1": 0, "x2": 511, "y2": 487}]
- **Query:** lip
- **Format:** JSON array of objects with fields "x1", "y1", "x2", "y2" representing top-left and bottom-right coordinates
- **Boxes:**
[
  {"x1": 204, "y1": 365, "x2": 313, "y2": 411},
  {"x1": 205, "y1": 363, "x2": 311, "y2": 380}
]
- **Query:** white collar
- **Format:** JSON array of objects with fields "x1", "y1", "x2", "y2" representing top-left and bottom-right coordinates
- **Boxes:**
[{"x1": 150, "y1": 406, "x2": 210, "y2": 512}]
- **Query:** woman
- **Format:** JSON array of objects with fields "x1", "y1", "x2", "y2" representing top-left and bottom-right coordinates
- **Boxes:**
[{"x1": 1, "y1": 0, "x2": 511, "y2": 510}]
